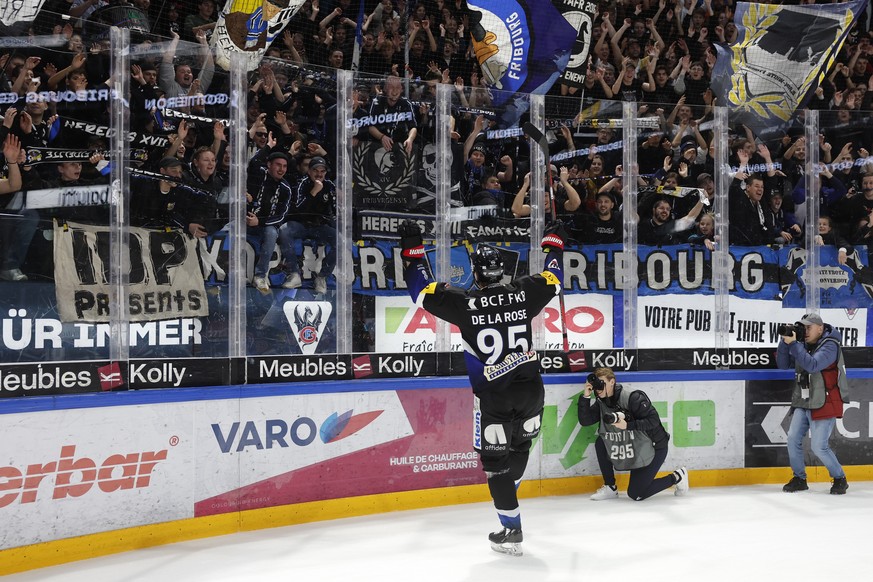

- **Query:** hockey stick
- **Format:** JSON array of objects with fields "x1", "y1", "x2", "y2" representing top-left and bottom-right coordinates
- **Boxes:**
[
  {"x1": 523, "y1": 122, "x2": 570, "y2": 353},
  {"x1": 523, "y1": 122, "x2": 550, "y2": 162}
]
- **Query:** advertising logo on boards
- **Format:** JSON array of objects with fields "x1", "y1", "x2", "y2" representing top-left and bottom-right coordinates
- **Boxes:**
[
  {"x1": 374, "y1": 294, "x2": 614, "y2": 354},
  {"x1": 211, "y1": 408, "x2": 384, "y2": 453},
  {"x1": 638, "y1": 348, "x2": 776, "y2": 370},
  {"x1": 283, "y1": 301, "x2": 333, "y2": 355},
  {"x1": 356, "y1": 353, "x2": 435, "y2": 378},
  {"x1": 691, "y1": 348, "x2": 772, "y2": 369},
  {"x1": 124, "y1": 358, "x2": 233, "y2": 388},
  {"x1": 567, "y1": 351, "x2": 587, "y2": 372},
  {"x1": 98, "y1": 362, "x2": 124, "y2": 391},
  {"x1": 352, "y1": 355, "x2": 373, "y2": 379},
  {"x1": 321, "y1": 410, "x2": 384, "y2": 443},
  {"x1": 0, "y1": 444, "x2": 169, "y2": 508},
  {"x1": 586, "y1": 350, "x2": 636, "y2": 371},
  {"x1": 745, "y1": 378, "x2": 873, "y2": 469},
  {"x1": 0, "y1": 362, "x2": 103, "y2": 396},
  {"x1": 0, "y1": 307, "x2": 203, "y2": 353},
  {"x1": 249, "y1": 354, "x2": 351, "y2": 383}
]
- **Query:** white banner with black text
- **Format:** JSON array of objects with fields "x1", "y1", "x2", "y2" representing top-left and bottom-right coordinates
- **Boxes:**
[{"x1": 53, "y1": 221, "x2": 208, "y2": 323}]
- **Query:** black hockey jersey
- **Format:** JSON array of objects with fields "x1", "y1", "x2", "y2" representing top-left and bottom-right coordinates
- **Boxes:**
[{"x1": 404, "y1": 253, "x2": 562, "y2": 393}]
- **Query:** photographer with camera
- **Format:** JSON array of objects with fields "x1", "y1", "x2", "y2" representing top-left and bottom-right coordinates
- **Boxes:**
[
  {"x1": 776, "y1": 314, "x2": 849, "y2": 494},
  {"x1": 577, "y1": 368, "x2": 688, "y2": 501},
  {"x1": 399, "y1": 218, "x2": 566, "y2": 557}
]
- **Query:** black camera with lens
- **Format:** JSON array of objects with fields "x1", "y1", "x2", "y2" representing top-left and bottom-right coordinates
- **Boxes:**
[
  {"x1": 603, "y1": 411, "x2": 625, "y2": 424},
  {"x1": 587, "y1": 373, "x2": 605, "y2": 392},
  {"x1": 777, "y1": 322, "x2": 806, "y2": 340}
]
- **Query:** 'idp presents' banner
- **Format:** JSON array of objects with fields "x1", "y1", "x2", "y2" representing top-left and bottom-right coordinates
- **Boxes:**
[{"x1": 53, "y1": 221, "x2": 208, "y2": 323}]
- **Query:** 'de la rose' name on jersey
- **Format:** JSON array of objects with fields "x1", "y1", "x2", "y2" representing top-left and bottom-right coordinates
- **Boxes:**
[{"x1": 406, "y1": 260, "x2": 562, "y2": 393}]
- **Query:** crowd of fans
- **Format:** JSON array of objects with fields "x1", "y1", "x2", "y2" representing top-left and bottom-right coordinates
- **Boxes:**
[{"x1": 0, "y1": 0, "x2": 872, "y2": 289}]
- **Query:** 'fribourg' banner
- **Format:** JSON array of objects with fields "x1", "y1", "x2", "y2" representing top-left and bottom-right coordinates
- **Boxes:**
[
  {"x1": 353, "y1": 241, "x2": 871, "y2": 306},
  {"x1": 53, "y1": 221, "x2": 208, "y2": 323}
]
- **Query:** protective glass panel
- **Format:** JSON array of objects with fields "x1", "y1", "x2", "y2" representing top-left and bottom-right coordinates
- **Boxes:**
[
  {"x1": 633, "y1": 94, "x2": 717, "y2": 352},
  {"x1": 801, "y1": 106, "x2": 870, "y2": 350},
  {"x1": 543, "y1": 93, "x2": 629, "y2": 351},
  {"x1": 0, "y1": 13, "x2": 116, "y2": 363},
  {"x1": 242, "y1": 59, "x2": 339, "y2": 356},
  {"x1": 436, "y1": 84, "x2": 535, "y2": 353},
  {"x1": 119, "y1": 23, "x2": 234, "y2": 363},
  {"x1": 351, "y1": 72, "x2": 439, "y2": 355}
]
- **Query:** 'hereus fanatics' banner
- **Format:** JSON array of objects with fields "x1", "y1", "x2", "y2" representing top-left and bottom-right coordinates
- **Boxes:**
[
  {"x1": 212, "y1": 0, "x2": 306, "y2": 71},
  {"x1": 53, "y1": 221, "x2": 208, "y2": 323},
  {"x1": 466, "y1": 0, "x2": 576, "y2": 105},
  {"x1": 711, "y1": 0, "x2": 867, "y2": 138}
]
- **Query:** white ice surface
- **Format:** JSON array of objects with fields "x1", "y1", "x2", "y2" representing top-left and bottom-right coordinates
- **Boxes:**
[{"x1": 5, "y1": 482, "x2": 871, "y2": 582}]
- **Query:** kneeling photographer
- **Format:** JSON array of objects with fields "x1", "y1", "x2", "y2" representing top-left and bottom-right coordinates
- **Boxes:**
[
  {"x1": 577, "y1": 368, "x2": 688, "y2": 501},
  {"x1": 776, "y1": 313, "x2": 849, "y2": 495}
]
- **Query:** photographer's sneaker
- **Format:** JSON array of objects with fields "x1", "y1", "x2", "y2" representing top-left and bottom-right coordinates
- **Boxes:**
[
  {"x1": 282, "y1": 272, "x2": 302, "y2": 289},
  {"x1": 783, "y1": 476, "x2": 809, "y2": 493},
  {"x1": 488, "y1": 527, "x2": 523, "y2": 557},
  {"x1": 830, "y1": 477, "x2": 848, "y2": 495},
  {"x1": 590, "y1": 484, "x2": 618, "y2": 501},
  {"x1": 673, "y1": 467, "x2": 689, "y2": 496}
]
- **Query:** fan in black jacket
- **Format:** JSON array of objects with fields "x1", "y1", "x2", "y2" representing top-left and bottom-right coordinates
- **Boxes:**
[{"x1": 728, "y1": 174, "x2": 771, "y2": 245}]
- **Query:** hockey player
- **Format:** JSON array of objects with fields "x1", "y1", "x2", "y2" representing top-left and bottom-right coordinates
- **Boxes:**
[{"x1": 398, "y1": 219, "x2": 566, "y2": 557}]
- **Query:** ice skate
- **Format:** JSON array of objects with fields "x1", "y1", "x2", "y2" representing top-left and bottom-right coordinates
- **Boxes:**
[{"x1": 488, "y1": 527, "x2": 523, "y2": 556}]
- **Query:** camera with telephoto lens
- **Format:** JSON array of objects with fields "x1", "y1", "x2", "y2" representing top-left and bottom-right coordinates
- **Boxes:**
[
  {"x1": 777, "y1": 322, "x2": 806, "y2": 340},
  {"x1": 603, "y1": 411, "x2": 626, "y2": 425},
  {"x1": 587, "y1": 373, "x2": 605, "y2": 392}
]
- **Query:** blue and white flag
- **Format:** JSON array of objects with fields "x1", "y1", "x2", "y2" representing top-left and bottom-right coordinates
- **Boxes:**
[
  {"x1": 710, "y1": 0, "x2": 868, "y2": 138},
  {"x1": 466, "y1": 0, "x2": 576, "y2": 106}
]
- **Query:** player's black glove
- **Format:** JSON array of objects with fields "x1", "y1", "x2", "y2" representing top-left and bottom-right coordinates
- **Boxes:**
[
  {"x1": 542, "y1": 220, "x2": 567, "y2": 252},
  {"x1": 398, "y1": 219, "x2": 425, "y2": 260}
]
